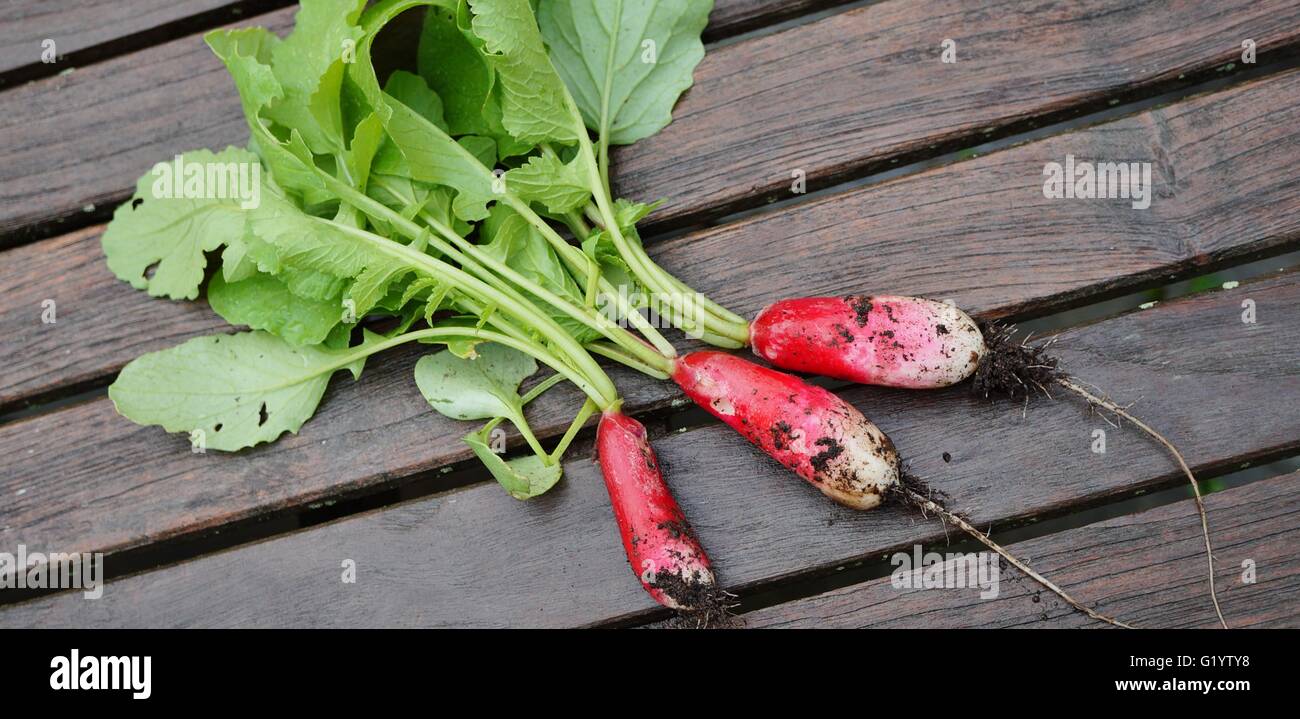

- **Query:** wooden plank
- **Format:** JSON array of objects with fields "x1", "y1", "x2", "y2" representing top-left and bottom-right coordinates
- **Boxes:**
[
  {"x1": 0, "y1": 1, "x2": 269, "y2": 84},
  {"x1": 5, "y1": 67, "x2": 1300, "y2": 412},
  {"x1": 613, "y1": 0, "x2": 1300, "y2": 227},
  {"x1": 3, "y1": 0, "x2": 1298, "y2": 247},
  {"x1": 740, "y1": 472, "x2": 1300, "y2": 629},
  {"x1": 0, "y1": 0, "x2": 817, "y2": 86},
  {"x1": 1, "y1": 274, "x2": 1295, "y2": 627},
  {"x1": 703, "y1": 0, "x2": 852, "y2": 41},
  {"x1": 0, "y1": 8, "x2": 296, "y2": 246}
]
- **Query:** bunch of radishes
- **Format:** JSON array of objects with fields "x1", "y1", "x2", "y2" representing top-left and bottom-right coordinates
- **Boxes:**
[{"x1": 100, "y1": 0, "x2": 1220, "y2": 627}]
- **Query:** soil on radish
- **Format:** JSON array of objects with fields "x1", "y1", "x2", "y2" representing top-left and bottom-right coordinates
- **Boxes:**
[
  {"x1": 651, "y1": 569, "x2": 737, "y2": 629},
  {"x1": 971, "y1": 321, "x2": 1063, "y2": 400}
]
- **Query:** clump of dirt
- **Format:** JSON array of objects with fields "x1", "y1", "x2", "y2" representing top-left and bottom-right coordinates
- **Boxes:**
[
  {"x1": 846, "y1": 295, "x2": 873, "y2": 326},
  {"x1": 652, "y1": 571, "x2": 740, "y2": 629},
  {"x1": 770, "y1": 421, "x2": 797, "y2": 450},
  {"x1": 970, "y1": 321, "x2": 1063, "y2": 401},
  {"x1": 887, "y1": 467, "x2": 955, "y2": 514},
  {"x1": 809, "y1": 437, "x2": 844, "y2": 473}
]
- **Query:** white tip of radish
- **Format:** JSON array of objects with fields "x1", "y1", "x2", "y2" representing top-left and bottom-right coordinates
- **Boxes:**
[
  {"x1": 815, "y1": 417, "x2": 900, "y2": 510},
  {"x1": 916, "y1": 300, "x2": 987, "y2": 387}
]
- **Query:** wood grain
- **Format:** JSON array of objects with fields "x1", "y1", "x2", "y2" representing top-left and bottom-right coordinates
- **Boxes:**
[
  {"x1": 4, "y1": 0, "x2": 1298, "y2": 246},
  {"x1": 0, "y1": 0, "x2": 273, "y2": 84},
  {"x1": 6, "y1": 68, "x2": 1300, "y2": 411},
  {"x1": 611, "y1": 0, "x2": 1300, "y2": 229},
  {"x1": 1, "y1": 274, "x2": 1295, "y2": 627},
  {"x1": 739, "y1": 471, "x2": 1300, "y2": 629},
  {"x1": 0, "y1": 0, "x2": 824, "y2": 84}
]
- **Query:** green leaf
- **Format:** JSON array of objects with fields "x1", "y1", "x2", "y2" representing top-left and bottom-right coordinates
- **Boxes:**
[
  {"x1": 384, "y1": 70, "x2": 448, "y2": 131},
  {"x1": 108, "y1": 331, "x2": 370, "y2": 451},
  {"x1": 346, "y1": 112, "x2": 387, "y2": 191},
  {"x1": 418, "y1": 3, "x2": 500, "y2": 137},
  {"x1": 504, "y1": 152, "x2": 590, "y2": 213},
  {"x1": 480, "y1": 205, "x2": 601, "y2": 342},
  {"x1": 613, "y1": 197, "x2": 662, "y2": 226},
  {"x1": 208, "y1": 272, "x2": 344, "y2": 345},
  {"x1": 464, "y1": 427, "x2": 563, "y2": 499},
  {"x1": 413, "y1": 341, "x2": 537, "y2": 421},
  {"x1": 244, "y1": 184, "x2": 409, "y2": 317},
  {"x1": 265, "y1": 0, "x2": 368, "y2": 154},
  {"x1": 466, "y1": 0, "x2": 580, "y2": 146},
  {"x1": 539, "y1": 0, "x2": 710, "y2": 144},
  {"x1": 206, "y1": 28, "x2": 329, "y2": 200},
  {"x1": 382, "y1": 95, "x2": 499, "y2": 221},
  {"x1": 102, "y1": 147, "x2": 260, "y2": 300}
]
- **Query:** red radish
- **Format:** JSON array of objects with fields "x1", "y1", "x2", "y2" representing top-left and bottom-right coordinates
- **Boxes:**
[
  {"x1": 671, "y1": 351, "x2": 900, "y2": 509},
  {"x1": 596, "y1": 409, "x2": 719, "y2": 612},
  {"x1": 751, "y1": 294, "x2": 1223, "y2": 628},
  {"x1": 671, "y1": 350, "x2": 1134, "y2": 627},
  {"x1": 750, "y1": 295, "x2": 985, "y2": 389}
]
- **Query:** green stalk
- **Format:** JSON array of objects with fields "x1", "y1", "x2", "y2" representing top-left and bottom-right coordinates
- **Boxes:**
[
  {"x1": 586, "y1": 341, "x2": 670, "y2": 380},
  {"x1": 334, "y1": 325, "x2": 609, "y2": 409},
  {"x1": 342, "y1": 173, "x2": 675, "y2": 373},
  {"x1": 502, "y1": 195, "x2": 680, "y2": 359},
  {"x1": 318, "y1": 217, "x2": 620, "y2": 409},
  {"x1": 549, "y1": 398, "x2": 598, "y2": 464}
]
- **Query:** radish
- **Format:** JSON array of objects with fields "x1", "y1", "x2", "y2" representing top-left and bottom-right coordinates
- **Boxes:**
[
  {"x1": 597, "y1": 409, "x2": 724, "y2": 616},
  {"x1": 750, "y1": 295, "x2": 985, "y2": 388},
  {"x1": 672, "y1": 351, "x2": 900, "y2": 509},
  {"x1": 750, "y1": 294, "x2": 1225, "y2": 628},
  {"x1": 672, "y1": 350, "x2": 1132, "y2": 627}
]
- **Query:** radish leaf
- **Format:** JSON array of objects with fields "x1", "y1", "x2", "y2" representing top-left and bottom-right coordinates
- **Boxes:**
[
  {"x1": 539, "y1": 0, "x2": 711, "y2": 145},
  {"x1": 208, "y1": 272, "x2": 345, "y2": 345},
  {"x1": 467, "y1": 0, "x2": 580, "y2": 146},
  {"x1": 101, "y1": 147, "x2": 259, "y2": 300},
  {"x1": 504, "y1": 152, "x2": 590, "y2": 213},
  {"x1": 465, "y1": 427, "x2": 564, "y2": 499},
  {"x1": 414, "y1": 341, "x2": 538, "y2": 421},
  {"x1": 108, "y1": 330, "x2": 373, "y2": 451}
]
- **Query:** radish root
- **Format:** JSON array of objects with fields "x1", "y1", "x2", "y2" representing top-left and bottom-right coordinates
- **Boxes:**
[
  {"x1": 973, "y1": 322, "x2": 1228, "y2": 629},
  {"x1": 892, "y1": 473, "x2": 1133, "y2": 629},
  {"x1": 1056, "y1": 378, "x2": 1228, "y2": 629}
]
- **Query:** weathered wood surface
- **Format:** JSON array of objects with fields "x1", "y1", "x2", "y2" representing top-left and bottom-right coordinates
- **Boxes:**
[
  {"x1": 3, "y1": 67, "x2": 1298, "y2": 562},
  {"x1": 611, "y1": 0, "x2": 1300, "y2": 228},
  {"x1": 2, "y1": 275, "x2": 1295, "y2": 627},
  {"x1": 702, "y1": 0, "x2": 851, "y2": 41},
  {"x1": 4, "y1": 0, "x2": 1297, "y2": 247},
  {"x1": 0, "y1": 0, "x2": 822, "y2": 84},
  {"x1": 740, "y1": 471, "x2": 1300, "y2": 629},
  {"x1": 6, "y1": 68, "x2": 1300, "y2": 412},
  {"x1": 0, "y1": 0, "x2": 266, "y2": 83}
]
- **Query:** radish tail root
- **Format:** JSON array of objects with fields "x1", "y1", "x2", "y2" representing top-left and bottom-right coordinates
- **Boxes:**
[
  {"x1": 972, "y1": 322, "x2": 1227, "y2": 628},
  {"x1": 1055, "y1": 378, "x2": 1228, "y2": 629},
  {"x1": 892, "y1": 472, "x2": 1134, "y2": 629}
]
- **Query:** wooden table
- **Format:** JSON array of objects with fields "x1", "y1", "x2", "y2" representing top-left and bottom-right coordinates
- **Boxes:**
[{"x1": 1, "y1": 0, "x2": 1297, "y2": 628}]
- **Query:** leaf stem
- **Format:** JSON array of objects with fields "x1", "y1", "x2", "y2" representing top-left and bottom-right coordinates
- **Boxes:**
[
  {"x1": 317, "y1": 216, "x2": 620, "y2": 409},
  {"x1": 550, "y1": 398, "x2": 597, "y2": 463}
]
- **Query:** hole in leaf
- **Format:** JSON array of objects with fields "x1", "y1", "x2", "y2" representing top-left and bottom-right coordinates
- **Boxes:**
[
  {"x1": 258, "y1": 403, "x2": 269, "y2": 427},
  {"x1": 143, "y1": 261, "x2": 160, "y2": 280},
  {"x1": 213, "y1": 423, "x2": 223, "y2": 432},
  {"x1": 131, "y1": 197, "x2": 144, "y2": 210}
]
